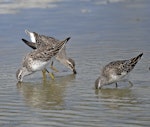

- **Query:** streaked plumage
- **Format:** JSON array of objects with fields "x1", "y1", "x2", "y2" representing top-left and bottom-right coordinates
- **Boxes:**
[
  {"x1": 95, "y1": 53, "x2": 143, "y2": 89},
  {"x1": 16, "y1": 37, "x2": 70, "y2": 82},
  {"x1": 24, "y1": 29, "x2": 76, "y2": 74}
]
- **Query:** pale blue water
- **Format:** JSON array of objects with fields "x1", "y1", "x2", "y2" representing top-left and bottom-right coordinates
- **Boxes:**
[{"x1": 0, "y1": 0, "x2": 150, "y2": 127}]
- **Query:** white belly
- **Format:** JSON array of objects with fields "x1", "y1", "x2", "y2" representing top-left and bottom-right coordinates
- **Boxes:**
[
  {"x1": 109, "y1": 72, "x2": 127, "y2": 84},
  {"x1": 31, "y1": 60, "x2": 49, "y2": 71}
]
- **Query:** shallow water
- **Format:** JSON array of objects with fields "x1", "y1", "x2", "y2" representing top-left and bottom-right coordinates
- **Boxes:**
[{"x1": 0, "y1": 0, "x2": 150, "y2": 127}]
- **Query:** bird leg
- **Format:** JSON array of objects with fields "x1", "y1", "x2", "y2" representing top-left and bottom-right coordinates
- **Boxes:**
[
  {"x1": 45, "y1": 68, "x2": 55, "y2": 80},
  {"x1": 42, "y1": 68, "x2": 55, "y2": 80},
  {"x1": 115, "y1": 83, "x2": 118, "y2": 88},
  {"x1": 50, "y1": 61, "x2": 59, "y2": 72},
  {"x1": 42, "y1": 69, "x2": 47, "y2": 80},
  {"x1": 128, "y1": 81, "x2": 133, "y2": 88}
]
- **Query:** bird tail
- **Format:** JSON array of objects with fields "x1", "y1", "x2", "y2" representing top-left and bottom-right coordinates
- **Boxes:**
[
  {"x1": 51, "y1": 37, "x2": 70, "y2": 56},
  {"x1": 130, "y1": 53, "x2": 143, "y2": 67},
  {"x1": 22, "y1": 38, "x2": 36, "y2": 49}
]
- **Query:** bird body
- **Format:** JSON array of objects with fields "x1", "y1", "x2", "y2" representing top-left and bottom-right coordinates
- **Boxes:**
[
  {"x1": 25, "y1": 29, "x2": 60, "y2": 49},
  {"x1": 95, "y1": 53, "x2": 143, "y2": 89},
  {"x1": 23, "y1": 29, "x2": 76, "y2": 74},
  {"x1": 16, "y1": 37, "x2": 70, "y2": 82}
]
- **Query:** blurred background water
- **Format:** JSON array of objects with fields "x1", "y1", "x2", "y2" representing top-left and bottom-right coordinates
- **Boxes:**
[{"x1": 0, "y1": 0, "x2": 150, "y2": 127}]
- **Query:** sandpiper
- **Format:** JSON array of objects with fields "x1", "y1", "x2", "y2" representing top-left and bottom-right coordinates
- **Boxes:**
[
  {"x1": 95, "y1": 53, "x2": 143, "y2": 89},
  {"x1": 16, "y1": 37, "x2": 70, "y2": 82},
  {"x1": 24, "y1": 29, "x2": 77, "y2": 74}
]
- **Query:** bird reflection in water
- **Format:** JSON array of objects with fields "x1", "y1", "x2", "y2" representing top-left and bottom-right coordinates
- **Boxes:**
[
  {"x1": 94, "y1": 81, "x2": 139, "y2": 109},
  {"x1": 16, "y1": 74, "x2": 75, "y2": 110}
]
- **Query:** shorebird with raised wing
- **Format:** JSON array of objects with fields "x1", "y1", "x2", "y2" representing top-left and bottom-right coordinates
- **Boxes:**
[
  {"x1": 16, "y1": 37, "x2": 70, "y2": 82},
  {"x1": 23, "y1": 29, "x2": 77, "y2": 75}
]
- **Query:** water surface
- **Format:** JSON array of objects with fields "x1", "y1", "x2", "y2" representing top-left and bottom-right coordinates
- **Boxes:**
[{"x1": 0, "y1": 0, "x2": 150, "y2": 127}]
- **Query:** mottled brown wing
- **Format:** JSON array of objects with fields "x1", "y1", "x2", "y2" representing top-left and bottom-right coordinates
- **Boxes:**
[
  {"x1": 102, "y1": 60, "x2": 127, "y2": 78},
  {"x1": 27, "y1": 37, "x2": 70, "y2": 62},
  {"x1": 34, "y1": 32, "x2": 59, "y2": 48},
  {"x1": 28, "y1": 48, "x2": 54, "y2": 62}
]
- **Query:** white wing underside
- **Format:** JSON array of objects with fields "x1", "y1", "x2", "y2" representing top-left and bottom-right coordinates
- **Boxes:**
[{"x1": 30, "y1": 32, "x2": 36, "y2": 43}]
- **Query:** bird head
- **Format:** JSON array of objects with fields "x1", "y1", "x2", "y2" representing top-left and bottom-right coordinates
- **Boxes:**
[
  {"x1": 95, "y1": 76, "x2": 106, "y2": 89},
  {"x1": 16, "y1": 67, "x2": 30, "y2": 82},
  {"x1": 66, "y1": 58, "x2": 77, "y2": 74}
]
